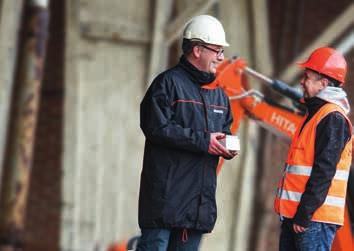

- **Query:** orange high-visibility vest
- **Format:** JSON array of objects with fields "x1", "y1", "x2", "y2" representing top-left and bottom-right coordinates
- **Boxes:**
[{"x1": 274, "y1": 103, "x2": 352, "y2": 225}]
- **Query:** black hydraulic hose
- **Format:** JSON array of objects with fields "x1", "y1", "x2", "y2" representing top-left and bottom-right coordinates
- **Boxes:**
[
  {"x1": 272, "y1": 80, "x2": 303, "y2": 103},
  {"x1": 244, "y1": 67, "x2": 303, "y2": 103}
]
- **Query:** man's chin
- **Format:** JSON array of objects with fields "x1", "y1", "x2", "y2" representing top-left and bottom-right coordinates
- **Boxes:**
[
  {"x1": 210, "y1": 66, "x2": 217, "y2": 74},
  {"x1": 210, "y1": 63, "x2": 220, "y2": 73},
  {"x1": 303, "y1": 94, "x2": 314, "y2": 99}
]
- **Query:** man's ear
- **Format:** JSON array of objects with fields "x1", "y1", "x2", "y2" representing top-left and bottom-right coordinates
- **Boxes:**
[
  {"x1": 192, "y1": 45, "x2": 201, "y2": 59},
  {"x1": 321, "y1": 78, "x2": 329, "y2": 88}
]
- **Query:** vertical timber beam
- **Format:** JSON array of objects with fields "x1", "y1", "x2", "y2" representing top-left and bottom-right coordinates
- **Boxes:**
[
  {"x1": 0, "y1": 1, "x2": 50, "y2": 250},
  {"x1": 218, "y1": 1, "x2": 254, "y2": 251},
  {"x1": 61, "y1": 0, "x2": 81, "y2": 249},
  {"x1": 249, "y1": 1, "x2": 274, "y2": 251},
  {"x1": 251, "y1": 0, "x2": 273, "y2": 76},
  {"x1": 0, "y1": 0, "x2": 25, "y2": 199},
  {"x1": 147, "y1": 0, "x2": 173, "y2": 85}
]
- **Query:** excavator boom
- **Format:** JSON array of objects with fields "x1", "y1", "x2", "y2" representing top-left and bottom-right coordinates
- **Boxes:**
[{"x1": 211, "y1": 57, "x2": 304, "y2": 140}]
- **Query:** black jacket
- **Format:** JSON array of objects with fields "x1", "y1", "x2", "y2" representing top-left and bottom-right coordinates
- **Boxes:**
[
  {"x1": 293, "y1": 97, "x2": 351, "y2": 227},
  {"x1": 138, "y1": 57, "x2": 233, "y2": 232}
]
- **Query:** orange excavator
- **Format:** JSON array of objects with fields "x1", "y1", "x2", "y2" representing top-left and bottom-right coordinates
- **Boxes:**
[{"x1": 110, "y1": 57, "x2": 353, "y2": 251}]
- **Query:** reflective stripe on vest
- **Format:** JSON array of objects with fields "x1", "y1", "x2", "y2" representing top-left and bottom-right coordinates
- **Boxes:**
[
  {"x1": 286, "y1": 164, "x2": 350, "y2": 181},
  {"x1": 274, "y1": 103, "x2": 352, "y2": 225},
  {"x1": 277, "y1": 189, "x2": 346, "y2": 207}
]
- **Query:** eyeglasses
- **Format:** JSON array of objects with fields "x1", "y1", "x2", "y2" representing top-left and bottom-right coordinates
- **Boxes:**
[{"x1": 200, "y1": 44, "x2": 224, "y2": 57}]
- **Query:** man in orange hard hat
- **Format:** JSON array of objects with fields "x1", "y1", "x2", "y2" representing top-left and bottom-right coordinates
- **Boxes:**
[{"x1": 274, "y1": 47, "x2": 352, "y2": 251}]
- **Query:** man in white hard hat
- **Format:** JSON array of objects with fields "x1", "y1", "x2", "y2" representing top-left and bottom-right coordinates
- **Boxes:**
[{"x1": 137, "y1": 15, "x2": 238, "y2": 251}]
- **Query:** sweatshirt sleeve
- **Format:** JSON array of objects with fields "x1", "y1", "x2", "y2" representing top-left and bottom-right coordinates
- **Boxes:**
[
  {"x1": 293, "y1": 112, "x2": 351, "y2": 227},
  {"x1": 140, "y1": 74, "x2": 210, "y2": 153}
]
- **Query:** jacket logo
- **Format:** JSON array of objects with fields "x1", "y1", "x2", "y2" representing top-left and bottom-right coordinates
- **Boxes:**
[{"x1": 213, "y1": 109, "x2": 224, "y2": 114}]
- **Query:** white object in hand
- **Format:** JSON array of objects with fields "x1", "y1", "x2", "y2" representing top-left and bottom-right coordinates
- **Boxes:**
[{"x1": 225, "y1": 135, "x2": 240, "y2": 151}]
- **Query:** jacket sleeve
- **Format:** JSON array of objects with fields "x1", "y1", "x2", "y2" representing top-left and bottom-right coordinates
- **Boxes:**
[
  {"x1": 140, "y1": 75, "x2": 210, "y2": 153},
  {"x1": 293, "y1": 112, "x2": 351, "y2": 227},
  {"x1": 222, "y1": 92, "x2": 233, "y2": 135},
  {"x1": 221, "y1": 92, "x2": 236, "y2": 160}
]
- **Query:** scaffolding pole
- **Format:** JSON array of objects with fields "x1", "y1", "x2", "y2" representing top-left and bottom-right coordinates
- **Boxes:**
[{"x1": 0, "y1": 0, "x2": 50, "y2": 250}]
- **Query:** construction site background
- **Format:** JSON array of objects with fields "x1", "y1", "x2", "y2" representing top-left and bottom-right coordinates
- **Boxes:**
[{"x1": 0, "y1": 0, "x2": 353, "y2": 251}]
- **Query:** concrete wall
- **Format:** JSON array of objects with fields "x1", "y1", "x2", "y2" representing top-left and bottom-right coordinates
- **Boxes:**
[{"x1": 62, "y1": 0, "x2": 149, "y2": 250}]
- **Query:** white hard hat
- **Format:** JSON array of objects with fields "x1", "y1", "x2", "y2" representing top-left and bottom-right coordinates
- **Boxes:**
[{"x1": 183, "y1": 15, "x2": 229, "y2": 47}]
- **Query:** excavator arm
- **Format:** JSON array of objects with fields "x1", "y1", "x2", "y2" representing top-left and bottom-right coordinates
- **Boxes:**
[{"x1": 209, "y1": 57, "x2": 304, "y2": 141}]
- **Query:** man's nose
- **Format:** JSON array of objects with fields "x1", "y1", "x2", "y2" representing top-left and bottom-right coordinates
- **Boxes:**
[{"x1": 217, "y1": 53, "x2": 224, "y2": 61}]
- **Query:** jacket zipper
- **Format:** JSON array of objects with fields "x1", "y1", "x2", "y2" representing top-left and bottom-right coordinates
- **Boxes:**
[
  {"x1": 199, "y1": 89, "x2": 209, "y2": 131},
  {"x1": 197, "y1": 89, "x2": 208, "y2": 228}
]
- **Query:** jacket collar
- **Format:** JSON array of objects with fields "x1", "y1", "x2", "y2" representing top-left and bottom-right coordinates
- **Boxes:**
[
  {"x1": 178, "y1": 55, "x2": 216, "y2": 86},
  {"x1": 304, "y1": 97, "x2": 327, "y2": 118}
]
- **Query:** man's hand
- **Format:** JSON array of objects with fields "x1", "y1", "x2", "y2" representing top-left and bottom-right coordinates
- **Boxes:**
[
  {"x1": 293, "y1": 223, "x2": 307, "y2": 233},
  {"x1": 208, "y1": 133, "x2": 238, "y2": 159},
  {"x1": 224, "y1": 150, "x2": 238, "y2": 159}
]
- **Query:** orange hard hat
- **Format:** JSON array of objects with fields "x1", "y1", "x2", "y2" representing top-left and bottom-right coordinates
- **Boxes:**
[{"x1": 298, "y1": 47, "x2": 347, "y2": 84}]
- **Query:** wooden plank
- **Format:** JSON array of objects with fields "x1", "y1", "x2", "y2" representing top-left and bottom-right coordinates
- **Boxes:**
[
  {"x1": 337, "y1": 29, "x2": 354, "y2": 54},
  {"x1": 279, "y1": 3, "x2": 354, "y2": 83}
]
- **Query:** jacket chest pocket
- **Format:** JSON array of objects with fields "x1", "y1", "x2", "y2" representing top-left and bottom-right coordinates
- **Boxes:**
[
  {"x1": 208, "y1": 106, "x2": 226, "y2": 131},
  {"x1": 172, "y1": 101, "x2": 205, "y2": 129}
]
